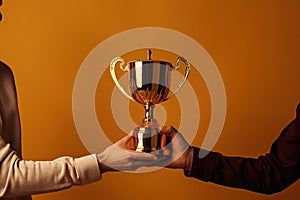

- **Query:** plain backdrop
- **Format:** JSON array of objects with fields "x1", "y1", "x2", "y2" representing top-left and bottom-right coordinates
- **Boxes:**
[{"x1": 0, "y1": 0, "x2": 299, "y2": 199}]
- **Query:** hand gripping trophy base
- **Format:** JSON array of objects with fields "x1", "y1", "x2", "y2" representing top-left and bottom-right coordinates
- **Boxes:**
[{"x1": 135, "y1": 104, "x2": 170, "y2": 155}]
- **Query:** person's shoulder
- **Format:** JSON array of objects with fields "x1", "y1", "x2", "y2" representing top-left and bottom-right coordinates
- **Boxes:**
[{"x1": 0, "y1": 61, "x2": 14, "y2": 78}]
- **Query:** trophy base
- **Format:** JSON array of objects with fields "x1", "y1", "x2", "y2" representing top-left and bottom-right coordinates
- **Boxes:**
[{"x1": 135, "y1": 127, "x2": 170, "y2": 155}]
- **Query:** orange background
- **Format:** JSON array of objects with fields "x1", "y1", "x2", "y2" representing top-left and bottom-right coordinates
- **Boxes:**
[{"x1": 1, "y1": 0, "x2": 300, "y2": 199}]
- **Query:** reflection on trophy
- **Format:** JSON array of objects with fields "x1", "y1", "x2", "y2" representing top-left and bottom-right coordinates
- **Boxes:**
[{"x1": 110, "y1": 49, "x2": 190, "y2": 154}]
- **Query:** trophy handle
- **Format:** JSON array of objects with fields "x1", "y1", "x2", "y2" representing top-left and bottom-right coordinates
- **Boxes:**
[
  {"x1": 164, "y1": 56, "x2": 190, "y2": 101},
  {"x1": 110, "y1": 57, "x2": 134, "y2": 101}
]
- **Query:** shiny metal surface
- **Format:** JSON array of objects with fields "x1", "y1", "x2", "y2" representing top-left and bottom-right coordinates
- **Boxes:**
[
  {"x1": 129, "y1": 61, "x2": 172, "y2": 105},
  {"x1": 110, "y1": 49, "x2": 190, "y2": 153}
]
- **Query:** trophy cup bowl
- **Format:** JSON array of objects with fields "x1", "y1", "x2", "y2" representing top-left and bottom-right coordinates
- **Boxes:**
[{"x1": 110, "y1": 49, "x2": 190, "y2": 154}]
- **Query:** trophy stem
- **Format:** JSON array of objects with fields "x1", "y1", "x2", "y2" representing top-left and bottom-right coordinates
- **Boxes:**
[
  {"x1": 144, "y1": 103, "x2": 155, "y2": 125},
  {"x1": 135, "y1": 103, "x2": 162, "y2": 153}
]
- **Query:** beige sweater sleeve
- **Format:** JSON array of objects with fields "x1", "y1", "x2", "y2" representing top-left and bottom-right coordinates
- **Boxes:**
[{"x1": 0, "y1": 137, "x2": 101, "y2": 198}]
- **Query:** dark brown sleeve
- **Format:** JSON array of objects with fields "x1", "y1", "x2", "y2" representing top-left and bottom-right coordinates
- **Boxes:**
[
  {"x1": 185, "y1": 103, "x2": 300, "y2": 194},
  {"x1": 0, "y1": 61, "x2": 22, "y2": 157}
]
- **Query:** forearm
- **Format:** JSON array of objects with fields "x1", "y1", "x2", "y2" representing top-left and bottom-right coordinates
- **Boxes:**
[
  {"x1": 185, "y1": 147, "x2": 298, "y2": 194},
  {"x1": 184, "y1": 104, "x2": 300, "y2": 194},
  {"x1": 0, "y1": 142, "x2": 101, "y2": 198}
]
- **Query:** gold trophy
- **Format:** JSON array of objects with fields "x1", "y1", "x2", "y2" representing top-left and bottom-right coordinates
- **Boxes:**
[{"x1": 110, "y1": 49, "x2": 190, "y2": 154}]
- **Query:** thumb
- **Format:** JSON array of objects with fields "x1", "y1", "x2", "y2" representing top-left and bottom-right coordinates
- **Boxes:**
[
  {"x1": 116, "y1": 130, "x2": 136, "y2": 146},
  {"x1": 159, "y1": 126, "x2": 178, "y2": 139}
]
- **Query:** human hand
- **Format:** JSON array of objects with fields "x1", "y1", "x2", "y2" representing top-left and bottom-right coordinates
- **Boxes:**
[
  {"x1": 97, "y1": 130, "x2": 159, "y2": 173},
  {"x1": 159, "y1": 126, "x2": 193, "y2": 169}
]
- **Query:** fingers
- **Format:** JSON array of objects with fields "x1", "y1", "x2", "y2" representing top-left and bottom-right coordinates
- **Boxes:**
[
  {"x1": 121, "y1": 158, "x2": 169, "y2": 171},
  {"x1": 116, "y1": 130, "x2": 136, "y2": 146},
  {"x1": 129, "y1": 151, "x2": 158, "y2": 161},
  {"x1": 159, "y1": 126, "x2": 178, "y2": 139},
  {"x1": 137, "y1": 157, "x2": 170, "y2": 168}
]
